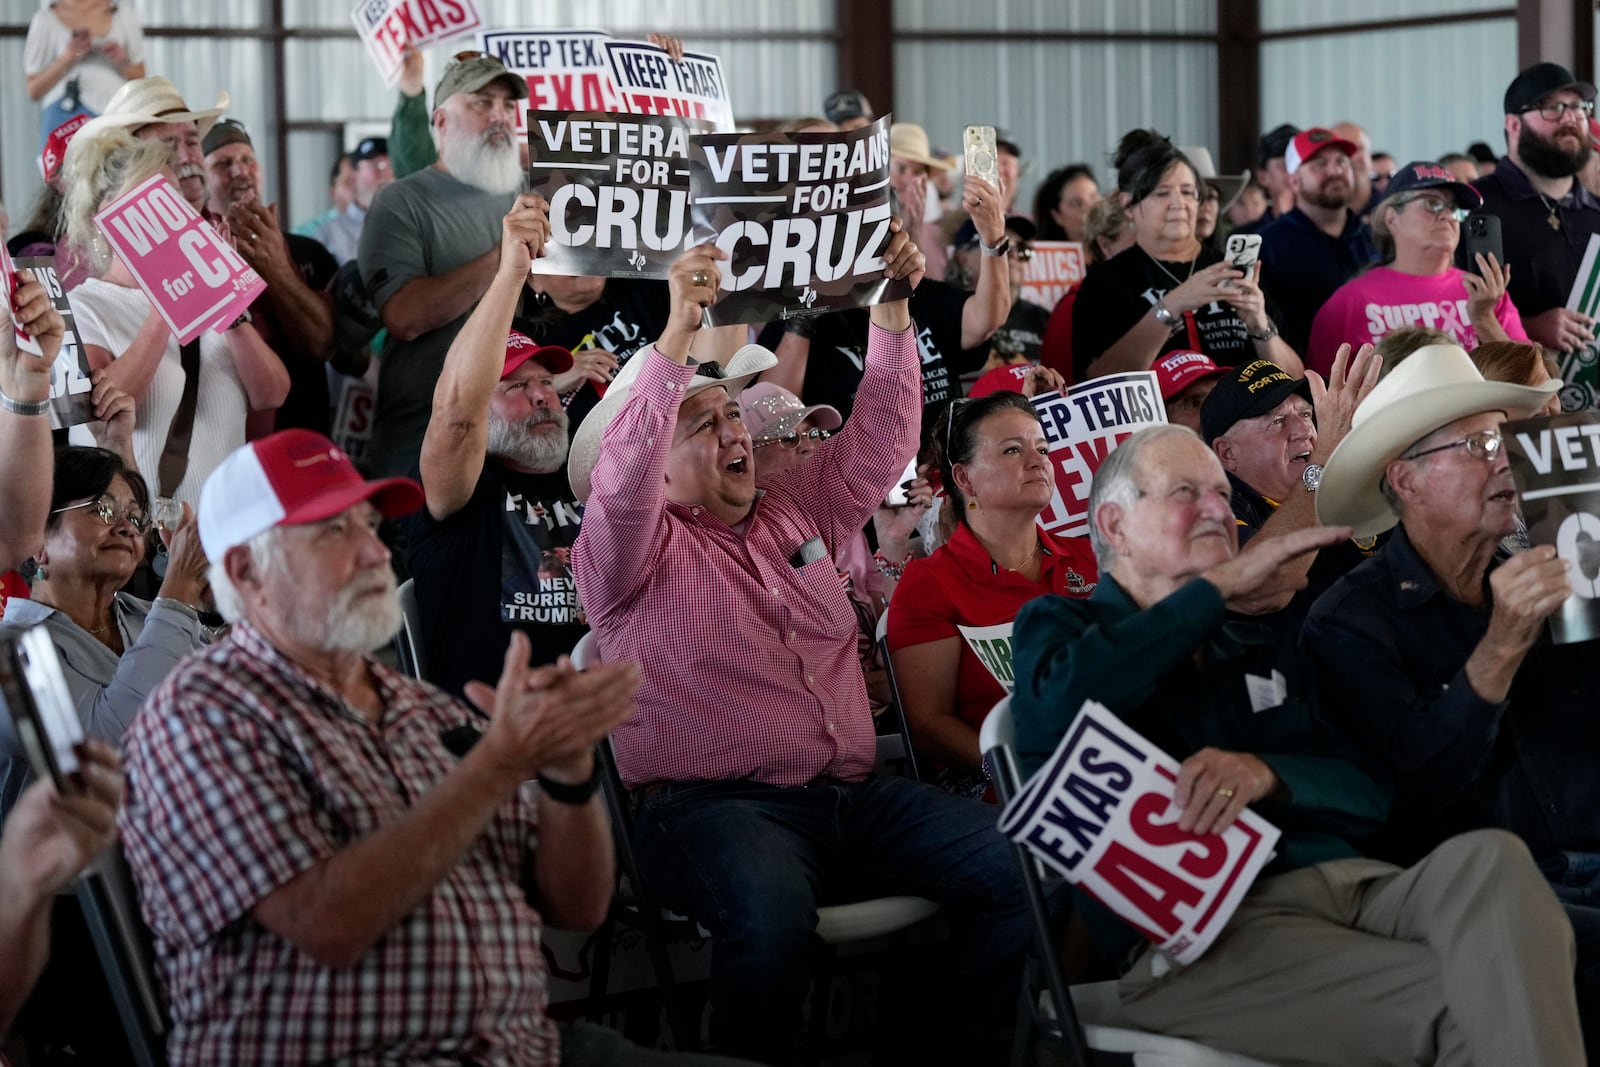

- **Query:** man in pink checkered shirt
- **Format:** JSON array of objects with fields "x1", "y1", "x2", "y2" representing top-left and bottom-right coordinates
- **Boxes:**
[
  {"x1": 571, "y1": 231, "x2": 1029, "y2": 1066},
  {"x1": 117, "y1": 426, "x2": 747, "y2": 1067}
]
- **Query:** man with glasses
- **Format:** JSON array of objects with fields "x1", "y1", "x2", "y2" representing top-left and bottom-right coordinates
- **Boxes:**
[
  {"x1": 201, "y1": 117, "x2": 340, "y2": 434},
  {"x1": 1257, "y1": 127, "x2": 1379, "y2": 358},
  {"x1": 1474, "y1": 63, "x2": 1600, "y2": 402},
  {"x1": 359, "y1": 52, "x2": 528, "y2": 478},
  {"x1": 1305, "y1": 345, "x2": 1600, "y2": 1035}
]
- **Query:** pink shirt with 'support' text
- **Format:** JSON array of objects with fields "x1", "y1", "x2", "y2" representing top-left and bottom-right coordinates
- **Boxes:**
[{"x1": 1307, "y1": 265, "x2": 1527, "y2": 377}]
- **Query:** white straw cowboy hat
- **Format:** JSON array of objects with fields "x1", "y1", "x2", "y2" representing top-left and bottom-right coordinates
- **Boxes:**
[
  {"x1": 74, "y1": 76, "x2": 230, "y2": 141},
  {"x1": 889, "y1": 123, "x2": 952, "y2": 172},
  {"x1": 1180, "y1": 145, "x2": 1249, "y2": 214},
  {"x1": 1316, "y1": 344, "x2": 1561, "y2": 538},
  {"x1": 567, "y1": 344, "x2": 778, "y2": 502}
]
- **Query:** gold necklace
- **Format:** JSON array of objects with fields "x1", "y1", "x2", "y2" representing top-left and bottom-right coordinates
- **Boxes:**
[
  {"x1": 1005, "y1": 538, "x2": 1041, "y2": 573},
  {"x1": 1538, "y1": 193, "x2": 1562, "y2": 231}
]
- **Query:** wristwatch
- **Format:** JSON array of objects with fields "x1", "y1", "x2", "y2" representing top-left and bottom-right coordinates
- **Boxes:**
[
  {"x1": 1248, "y1": 321, "x2": 1279, "y2": 342},
  {"x1": 979, "y1": 235, "x2": 1012, "y2": 258},
  {"x1": 1153, "y1": 300, "x2": 1181, "y2": 330},
  {"x1": 1302, "y1": 463, "x2": 1324, "y2": 492}
]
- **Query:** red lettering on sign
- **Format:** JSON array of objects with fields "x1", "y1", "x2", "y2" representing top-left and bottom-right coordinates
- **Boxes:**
[
  {"x1": 1128, "y1": 791, "x2": 1226, "y2": 880},
  {"x1": 1094, "y1": 839, "x2": 1205, "y2": 937},
  {"x1": 414, "y1": 0, "x2": 447, "y2": 34},
  {"x1": 391, "y1": 4, "x2": 425, "y2": 44}
]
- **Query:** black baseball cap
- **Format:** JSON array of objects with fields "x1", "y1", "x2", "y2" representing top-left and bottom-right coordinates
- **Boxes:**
[
  {"x1": 1257, "y1": 123, "x2": 1300, "y2": 168},
  {"x1": 1378, "y1": 160, "x2": 1484, "y2": 211},
  {"x1": 352, "y1": 136, "x2": 388, "y2": 162},
  {"x1": 1505, "y1": 62, "x2": 1597, "y2": 115},
  {"x1": 1200, "y1": 359, "x2": 1312, "y2": 444},
  {"x1": 1466, "y1": 141, "x2": 1497, "y2": 165},
  {"x1": 824, "y1": 89, "x2": 872, "y2": 125},
  {"x1": 953, "y1": 214, "x2": 1036, "y2": 249},
  {"x1": 201, "y1": 117, "x2": 252, "y2": 156}
]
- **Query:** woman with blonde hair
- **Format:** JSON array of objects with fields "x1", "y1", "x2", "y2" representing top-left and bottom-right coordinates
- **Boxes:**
[{"x1": 61, "y1": 126, "x2": 288, "y2": 506}]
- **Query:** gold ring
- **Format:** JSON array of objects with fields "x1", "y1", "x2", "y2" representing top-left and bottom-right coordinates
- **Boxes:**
[
  {"x1": 248, "y1": 233, "x2": 258, "y2": 242},
  {"x1": 691, "y1": 269, "x2": 709, "y2": 288},
  {"x1": 1216, "y1": 787, "x2": 1235, "y2": 799}
]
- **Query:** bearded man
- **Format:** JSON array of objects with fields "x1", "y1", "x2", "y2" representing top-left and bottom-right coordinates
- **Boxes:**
[
  {"x1": 1475, "y1": 62, "x2": 1600, "y2": 406},
  {"x1": 404, "y1": 195, "x2": 592, "y2": 698},
  {"x1": 358, "y1": 53, "x2": 528, "y2": 477}
]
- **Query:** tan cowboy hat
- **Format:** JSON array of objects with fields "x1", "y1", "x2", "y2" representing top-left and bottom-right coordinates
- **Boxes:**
[
  {"x1": 889, "y1": 123, "x2": 952, "y2": 172},
  {"x1": 1180, "y1": 146, "x2": 1249, "y2": 214},
  {"x1": 73, "y1": 76, "x2": 230, "y2": 142},
  {"x1": 1316, "y1": 344, "x2": 1561, "y2": 538},
  {"x1": 568, "y1": 344, "x2": 778, "y2": 502}
]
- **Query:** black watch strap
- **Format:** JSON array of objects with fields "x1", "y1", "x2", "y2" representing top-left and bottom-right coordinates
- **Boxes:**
[{"x1": 537, "y1": 759, "x2": 602, "y2": 805}]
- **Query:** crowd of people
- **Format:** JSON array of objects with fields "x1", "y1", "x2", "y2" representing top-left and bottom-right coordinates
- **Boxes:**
[{"x1": 3, "y1": 13, "x2": 1600, "y2": 1063}]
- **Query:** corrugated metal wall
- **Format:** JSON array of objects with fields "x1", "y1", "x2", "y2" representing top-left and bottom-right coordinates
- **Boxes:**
[
  {"x1": 894, "y1": 0, "x2": 1219, "y2": 213},
  {"x1": 1259, "y1": 0, "x2": 1516, "y2": 167},
  {"x1": 1, "y1": 0, "x2": 834, "y2": 232}
]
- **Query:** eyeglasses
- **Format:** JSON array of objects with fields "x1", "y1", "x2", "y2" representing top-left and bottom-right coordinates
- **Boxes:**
[
  {"x1": 1403, "y1": 428, "x2": 1503, "y2": 463},
  {"x1": 1010, "y1": 243, "x2": 1034, "y2": 261},
  {"x1": 51, "y1": 495, "x2": 150, "y2": 533},
  {"x1": 945, "y1": 397, "x2": 971, "y2": 453},
  {"x1": 754, "y1": 428, "x2": 832, "y2": 450},
  {"x1": 1396, "y1": 195, "x2": 1470, "y2": 222},
  {"x1": 1521, "y1": 99, "x2": 1596, "y2": 122}
]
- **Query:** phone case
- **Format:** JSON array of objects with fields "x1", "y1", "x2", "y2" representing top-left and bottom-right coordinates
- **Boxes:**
[
  {"x1": 0, "y1": 627, "x2": 85, "y2": 790},
  {"x1": 965, "y1": 126, "x2": 999, "y2": 188}
]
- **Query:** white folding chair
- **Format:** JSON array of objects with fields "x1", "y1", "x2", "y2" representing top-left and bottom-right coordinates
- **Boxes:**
[
  {"x1": 979, "y1": 698, "x2": 1276, "y2": 1067},
  {"x1": 393, "y1": 577, "x2": 428, "y2": 681}
]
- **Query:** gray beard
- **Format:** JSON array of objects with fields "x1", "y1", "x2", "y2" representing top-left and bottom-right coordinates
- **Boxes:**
[
  {"x1": 439, "y1": 128, "x2": 524, "y2": 195},
  {"x1": 488, "y1": 410, "x2": 570, "y2": 472}
]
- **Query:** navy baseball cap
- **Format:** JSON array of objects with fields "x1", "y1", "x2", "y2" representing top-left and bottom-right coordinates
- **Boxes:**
[{"x1": 1379, "y1": 160, "x2": 1484, "y2": 211}]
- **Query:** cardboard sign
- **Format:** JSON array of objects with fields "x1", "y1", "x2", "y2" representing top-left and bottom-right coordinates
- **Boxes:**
[
  {"x1": 958, "y1": 622, "x2": 1015, "y2": 692},
  {"x1": 0, "y1": 243, "x2": 44, "y2": 358},
  {"x1": 352, "y1": 0, "x2": 484, "y2": 84},
  {"x1": 40, "y1": 113, "x2": 90, "y2": 182},
  {"x1": 94, "y1": 175, "x2": 265, "y2": 347},
  {"x1": 689, "y1": 116, "x2": 909, "y2": 328},
  {"x1": 1558, "y1": 234, "x2": 1600, "y2": 412},
  {"x1": 999, "y1": 701, "x2": 1280, "y2": 966},
  {"x1": 1504, "y1": 411, "x2": 1600, "y2": 644},
  {"x1": 1032, "y1": 372, "x2": 1167, "y2": 537},
  {"x1": 1019, "y1": 241, "x2": 1086, "y2": 310},
  {"x1": 528, "y1": 112, "x2": 709, "y2": 278},
  {"x1": 13, "y1": 258, "x2": 93, "y2": 429},
  {"x1": 479, "y1": 29, "x2": 624, "y2": 129},
  {"x1": 604, "y1": 40, "x2": 734, "y2": 133}
]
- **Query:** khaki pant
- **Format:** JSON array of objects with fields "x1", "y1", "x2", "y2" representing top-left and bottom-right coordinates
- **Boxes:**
[{"x1": 1118, "y1": 830, "x2": 1584, "y2": 1066}]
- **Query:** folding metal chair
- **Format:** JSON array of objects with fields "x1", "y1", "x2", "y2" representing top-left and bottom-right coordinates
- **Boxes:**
[
  {"x1": 393, "y1": 577, "x2": 429, "y2": 681},
  {"x1": 979, "y1": 698, "x2": 1275, "y2": 1067},
  {"x1": 75, "y1": 847, "x2": 168, "y2": 1067},
  {"x1": 875, "y1": 610, "x2": 922, "y2": 782}
]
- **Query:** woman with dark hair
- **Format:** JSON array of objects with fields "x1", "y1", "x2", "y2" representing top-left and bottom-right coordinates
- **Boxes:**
[
  {"x1": 1071, "y1": 130, "x2": 1300, "y2": 382},
  {"x1": 0, "y1": 446, "x2": 209, "y2": 818},
  {"x1": 1307, "y1": 163, "x2": 1524, "y2": 377},
  {"x1": 1033, "y1": 163, "x2": 1101, "y2": 242},
  {"x1": 886, "y1": 392, "x2": 1098, "y2": 796},
  {"x1": 1040, "y1": 197, "x2": 1138, "y2": 381}
]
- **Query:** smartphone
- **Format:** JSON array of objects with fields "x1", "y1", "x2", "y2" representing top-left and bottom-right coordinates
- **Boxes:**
[
  {"x1": 964, "y1": 125, "x2": 999, "y2": 189},
  {"x1": 884, "y1": 458, "x2": 920, "y2": 508},
  {"x1": 1225, "y1": 233, "x2": 1262, "y2": 275},
  {"x1": 1454, "y1": 213, "x2": 1503, "y2": 276},
  {"x1": 0, "y1": 627, "x2": 85, "y2": 792}
]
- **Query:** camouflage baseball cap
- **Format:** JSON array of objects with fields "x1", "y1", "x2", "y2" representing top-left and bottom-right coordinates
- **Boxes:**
[{"x1": 433, "y1": 53, "x2": 529, "y2": 108}]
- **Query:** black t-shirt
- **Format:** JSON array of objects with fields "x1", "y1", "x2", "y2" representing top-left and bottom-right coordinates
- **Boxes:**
[
  {"x1": 514, "y1": 277, "x2": 670, "y2": 431},
  {"x1": 755, "y1": 280, "x2": 974, "y2": 435},
  {"x1": 1072, "y1": 244, "x2": 1254, "y2": 380},
  {"x1": 403, "y1": 463, "x2": 586, "y2": 699},
  {"x1": 259, "y1": 233, "x2": 340, "y2": 434}
]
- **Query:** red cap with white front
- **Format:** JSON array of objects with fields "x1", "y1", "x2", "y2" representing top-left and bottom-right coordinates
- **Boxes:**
[
  {"x1": 198, "y1": 430, "x2": 424, "y2": 560},
  {"x1": 1284, "y1": 127, "x2": 1358, "y2": 175}
]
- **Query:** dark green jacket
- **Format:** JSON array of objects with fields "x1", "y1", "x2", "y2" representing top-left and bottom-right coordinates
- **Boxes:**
[{"x1": 390, "y1": 91, "x2": 437, "y2": 180}]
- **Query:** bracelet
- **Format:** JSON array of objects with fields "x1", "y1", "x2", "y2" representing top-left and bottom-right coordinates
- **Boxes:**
[
  {"x1": 152, "y1": 597, "x2": 202, "y2": 623},
  {"x1": 537, "y1": 759, "x2": 602, "y2": 805},
  {"x1": 0, "y1": 386, "x2": 50, "y2": 416},
  {"x1": 979, "y1": 235, "x2": 1012, "y2": 258},
  {"x1": 227, "y1": 308, "x2": 254, "y2": 331},
  {"x1": 874, "y1": 549, "x2": 907, "y2": 580},
  {"x1": 1248, "y1": 321, "x2": 1279, "y2": 342}
]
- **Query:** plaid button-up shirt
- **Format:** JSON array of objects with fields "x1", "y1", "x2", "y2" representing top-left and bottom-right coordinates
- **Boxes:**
[
  {"x1": 119, "y1": 622, "x2": 557, "y2": 1066},
  {"x1": 574, "y1": 324, "x2": 920, "y2": 789}
]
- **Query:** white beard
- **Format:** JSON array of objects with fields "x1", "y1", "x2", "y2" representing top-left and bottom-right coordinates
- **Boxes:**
[
  {"x1": 439, "y1": 125, "x2": 524, "y2": 195},
  {"x1": 487, "y1": 408, "x2": 571, "y2": 472},
  {"x1": 282, "y1": 566, "x2": 402, "y2": 655}
]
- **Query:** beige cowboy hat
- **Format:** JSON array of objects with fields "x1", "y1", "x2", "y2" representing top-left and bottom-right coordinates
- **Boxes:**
[
  {"x1": 889, "y1": 123, "x2": 952, "y2": 172},
  {"x1": 568, "y1": 344, "x2": 778, "y2": 502},
  {"x1": 1180, "y1": 146, "x2": 1249, "y2": 214},
  {"x1": 73, "y1": 76, "x2": 230, "y2": 142},
  {"x1": 1316, "y1": 344, "x2": 1561, "y2": 538}
]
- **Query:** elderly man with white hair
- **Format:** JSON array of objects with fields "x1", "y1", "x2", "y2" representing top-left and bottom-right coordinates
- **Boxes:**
[
  {"x1": 358, "y1": 52, "x2": 528, "y2": 477},
  {"x1": 1010, "y1": 422, "x2": 1585, "y2": 1066},
  {"x1": 115, "y1": 429, "x2": 747, "y2": 1067}
]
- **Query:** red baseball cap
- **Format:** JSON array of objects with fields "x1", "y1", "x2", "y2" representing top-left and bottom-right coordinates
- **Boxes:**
[
  {"x1": 968, "y1": 363, "x2": 1033, "y2": 399},
  {"x1": 40, "y1": 114, "x2": 91, "y2": 183},
  {"x1": 1589, "y1": 117, "x2": 1600, "y2": 153},
  {"x1": 198, "y1": 430, "x2": 424, "y2": 559},
  {"x1": 1284, "y1": 127, "x2": 1358, "y2": 175},
  {"x1": 1154, "y1": 350, "x2": 1228, "y2": 401},
  {"x1": 503, "y1": 329, "x2": 574, "y2": 379}
]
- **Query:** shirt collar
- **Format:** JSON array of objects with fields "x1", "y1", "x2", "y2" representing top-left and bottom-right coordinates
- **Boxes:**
[
  {"x1": 1387, "y1": 524, "x2": 1449, "y2": 609},
  {"x1": 1491, "y1": 156, "x2": 1600, "y2": 210},
  {"x1": 946, "y1": 521, "x2": 1055, "y2": 576},
  {"x1": 1090, "y1": 572, "x2": 1264, "y2": 662},
  {"x1": 229, "y1": 619, "x2": 418, "y2": 729}
]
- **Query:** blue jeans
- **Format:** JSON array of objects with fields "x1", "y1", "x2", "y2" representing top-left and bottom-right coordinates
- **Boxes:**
[{"x1": 634, "y1": 776, "x2": 1028, "y2": 1066}]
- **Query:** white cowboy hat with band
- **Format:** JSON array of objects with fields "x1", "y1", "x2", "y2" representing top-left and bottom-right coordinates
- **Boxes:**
[
  {"x1": 73, "y1": 76, "x2": 230, "y2": 142},
  {"x1": 1316, "y1": 344, "x2": 1561, "y2": 538}
]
